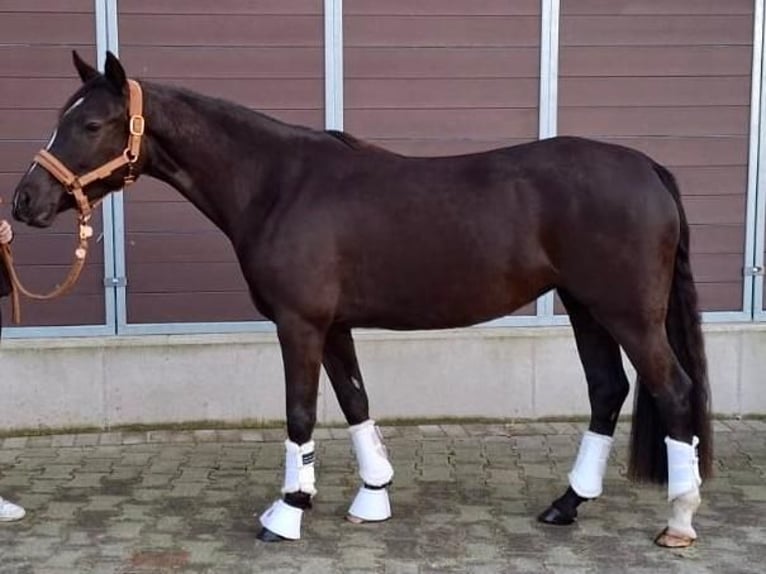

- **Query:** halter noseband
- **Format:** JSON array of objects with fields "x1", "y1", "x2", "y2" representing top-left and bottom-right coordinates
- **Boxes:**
[{"x1": 32, "y1": 79, "x2": 145, "y2": 224}]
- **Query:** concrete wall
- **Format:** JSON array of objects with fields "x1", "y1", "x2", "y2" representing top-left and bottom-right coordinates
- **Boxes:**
[{"x1": 0, "y1": 323, "x2": 763, "y2": 433}]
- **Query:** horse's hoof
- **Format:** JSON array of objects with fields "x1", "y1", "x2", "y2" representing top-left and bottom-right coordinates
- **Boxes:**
[
  {"x1": 256, "y1": 527, "x2": 287, "y2": 542},
  {"x1": 537, "y1": 505, "x2": 576, "y2": 525},
  {"x1": 346, "y1": 513, "x2": 390, "y2": 525},
  {"x1": 654, "y1": 527, "x2": 696, "y2": 548}
]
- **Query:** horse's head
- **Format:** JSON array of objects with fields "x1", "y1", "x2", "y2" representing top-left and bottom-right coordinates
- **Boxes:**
[{"x1": 12, "y1": 51, "x2": 142, "y2": 227}]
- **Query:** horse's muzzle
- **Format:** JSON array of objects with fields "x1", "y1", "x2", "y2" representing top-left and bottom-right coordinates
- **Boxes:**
[{"x1": 10, "y1": 184, "x2": 55, "y2": 228}]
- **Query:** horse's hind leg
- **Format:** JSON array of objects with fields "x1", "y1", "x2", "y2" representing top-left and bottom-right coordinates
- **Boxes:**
[
  {"x1": 538, "y1": 290, "x2": 630, "y2": 525},
  {"x1": 614, "y1": 322, "x2": 703, "y2": 548},
  {"x1": 323, "y1": 326, "x2": 394, "y2": 523},
  {"x1": 258, "y1": 314, "x2": 326, "y2": 542}
]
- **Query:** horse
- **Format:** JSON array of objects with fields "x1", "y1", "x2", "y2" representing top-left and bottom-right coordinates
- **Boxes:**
[{"x1": 11, "y1": 52, "x2": 712, "y2": 548}]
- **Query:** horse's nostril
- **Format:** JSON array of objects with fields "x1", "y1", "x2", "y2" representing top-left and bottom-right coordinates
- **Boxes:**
[{"x1": 12, "y1": 189, "x2": 30, "y2": 221}]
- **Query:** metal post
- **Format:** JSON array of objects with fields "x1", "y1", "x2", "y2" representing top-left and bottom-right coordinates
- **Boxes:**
[
  {"x1": 324, "y1": 0, "x2": 344, "y2": 131},
  {"x1": 536, "y1": 0, "x2": 560, "y2": 323},
  {"x1": 754, "y1": 0, "x2": 766, "y2": 321},
  {"x1": 97, "y1": 0, "x2": 122, "y2": 334},
  {"x1": 98, "y1": 0, "x2": 128, "y2": 333}
]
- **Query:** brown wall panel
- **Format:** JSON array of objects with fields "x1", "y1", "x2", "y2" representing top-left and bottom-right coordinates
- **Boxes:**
[
  {"x1": 347, "y1": 79, "x2": 539, "y2": 108},
  {"x1": 595, "y1": 137, "x2": 747, "y2": 167},
  {"x1": 559, "y1": 108, "x2": 747, "y2": 137},
  {"x1": 345, "y1": 16, "x2": 540, "y2": 47},
  {"x1": 0, "y1": 46, "x2": 97, "y2": 77},
  {"x1": 119, "y1": 15, "x2": 322, "y2": 47},
  {"x1": 561, "y1": 1, "x2": 753, "y2": 15},
  {"x1": 345, "y1": 109, "x2": 539, "y2": 140},
  {"x1": 684, "y1": 197, "x2": 746, "y2": 226},
  {"x1": 119, "y1": 1, "x2": 321, "y2": 15},
  {"x1": 128, "y1": 293, "x2": 259, "y2": 323},
  {"x1": 561, "y1": 77, "x2": 749, "y2": 107},
  {"x1": 1, "y1": 295, "x2": 105, "y2": 326},
  {"x1": 562, "y1": 16, "x2": 752, "y2": 46},
  {"x1": 345, "y1": 0, "x2": 540, "y2": 15},
  {"x1": 345, "y1": 0, "x2": 540, "y2": 155},
  {"x1": 697, "y1": 284, "x2": 743, "y2": 313},
  {"x1": 0, "y1": 13, "x2": 94, "y2": 44},
  {"x1": 129, "y1": 263, "x2": 247, "y2": 293},
  {"x1": 0, "y1": 142, "x2": 43, "y2": 173},
  {"x1": 673, "y1": 167, "x2": 746, "y2": 196},
  {"x1": 689, "y1": 225, "x2": 745, "y2": 255},
  {"x1": 0, "y1": 1, "x2": 93, "y2": 12},
  {"x1": 561, "y1": 46, "x2": 751, "y2": 77},
  {"x1": 0, "y1": 77, "x2": 107, "y2": 108},
  {"x1": 559, "y1": 1, "x2": 752, "y2": 312},
  {"x1": 122, "y1": 47, "x2": 323, "y2": 79},
  {"x1": 0, "y1": 110, "x2": 61, "y2": 139},
  {"x1": 346, "y1": 47, "x2": 540, "y2": 79},
  {"x1": 119, "y1": 1, "x2": 324, "y2": 324},
  {"x1": 0, "y1": 2, "x2": 104, "y2": 328}
]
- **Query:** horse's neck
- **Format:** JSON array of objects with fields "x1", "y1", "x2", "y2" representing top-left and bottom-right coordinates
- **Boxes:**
[{"x1": 141, "y1": 83, "x2": 288, "y2": 238}]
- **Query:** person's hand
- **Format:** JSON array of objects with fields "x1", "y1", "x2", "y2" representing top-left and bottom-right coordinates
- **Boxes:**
[{"x1": 0, "y1": 220, "x2": 13, "y2": 245}]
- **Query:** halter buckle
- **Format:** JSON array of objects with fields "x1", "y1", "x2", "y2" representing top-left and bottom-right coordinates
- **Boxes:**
[{"x1": 129, "y1": 115, "x2": 145, "y2": 136}]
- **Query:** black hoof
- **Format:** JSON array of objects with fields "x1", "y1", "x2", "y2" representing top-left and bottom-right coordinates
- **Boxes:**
[
  {"x1": 537, "y1": 504, "x2": 576, "y2": 525},
  {"x1": 256, "y1": 527, "x2": 287, "y2": 542}
]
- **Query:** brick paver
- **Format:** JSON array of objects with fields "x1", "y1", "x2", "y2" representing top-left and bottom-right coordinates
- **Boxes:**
[{"x1": 0, "y1": 420, "x2": 764, "y2": 573}]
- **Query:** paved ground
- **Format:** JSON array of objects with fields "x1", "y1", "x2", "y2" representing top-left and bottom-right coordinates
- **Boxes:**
[{"x1": 0, "y1": 419, "x2": 764, "y2": 574}]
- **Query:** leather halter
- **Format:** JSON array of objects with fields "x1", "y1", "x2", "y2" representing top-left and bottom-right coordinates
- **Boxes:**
[
  {"x1": 0, "y1": 79, "x2": 145, "y2": 323},
  {"x1": 33, "y1": 79, "x2": 145, "y2": 221}
]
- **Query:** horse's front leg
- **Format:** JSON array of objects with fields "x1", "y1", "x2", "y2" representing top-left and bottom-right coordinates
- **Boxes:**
[
  {"x1": 257, "y1": 316, "x2": 326, "y2": 542},
  {"x1": 323, "y1": 326, "x2": 394, "y2": 523}
]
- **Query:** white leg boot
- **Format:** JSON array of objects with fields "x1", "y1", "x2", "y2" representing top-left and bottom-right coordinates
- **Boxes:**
[
  {"x1": 348, "y1": 420, "x2": 394, "y2": 522},
  {"x1": 568, "y1": 430, "x2": 614, "y2": 499},
  {"x1": 258, "y1": 440, "x2": 316, "y2": 540},
  {"x1": 657, "y1": 436, "x2": 702, "y2": 547}
]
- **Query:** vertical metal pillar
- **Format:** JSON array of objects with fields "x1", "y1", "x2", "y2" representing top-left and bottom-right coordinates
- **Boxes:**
[
  {"x1": 537, "y1": 0, "x2": 560, "y2": 323},
  {"x1": 325, "y1": 0, "x2": 344, "y2": 131},
  {"x1": 96, "y1": 0, "x2": 128, "y2": 333},
  {"x1": 753, "y1": 0, "x2": 766, "y2": 320}
]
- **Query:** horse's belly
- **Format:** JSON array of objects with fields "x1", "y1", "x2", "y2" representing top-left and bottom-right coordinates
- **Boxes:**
[{"x1": 340, "y1": 260, "x2": 552, "y2": 330}]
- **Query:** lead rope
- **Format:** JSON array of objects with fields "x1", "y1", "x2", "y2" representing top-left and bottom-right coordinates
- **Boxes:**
[{"x1": 1, "y1": 215, "x2": 94, "y2": 324}]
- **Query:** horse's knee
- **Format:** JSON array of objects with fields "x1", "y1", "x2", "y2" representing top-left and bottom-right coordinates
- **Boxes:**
[{"x1": 286, "y1": 409, "x2": 317, "y2": 445}]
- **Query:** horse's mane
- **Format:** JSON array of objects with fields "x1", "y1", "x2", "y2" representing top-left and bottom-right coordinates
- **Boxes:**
[{"x1": 325, "y1": 130, "x2": 394, "y2": 154}]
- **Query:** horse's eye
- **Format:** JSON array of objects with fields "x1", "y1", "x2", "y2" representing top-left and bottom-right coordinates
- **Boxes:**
[{"x1": 84, "y1": 121, "x2": 102, "y2": 133}]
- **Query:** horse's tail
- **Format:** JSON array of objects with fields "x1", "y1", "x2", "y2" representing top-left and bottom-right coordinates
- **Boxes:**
[{"x1": 628, "y1": 163, "x2": 714, "y2": 484}]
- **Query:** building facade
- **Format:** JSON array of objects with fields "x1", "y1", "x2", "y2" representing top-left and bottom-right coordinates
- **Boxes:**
[{"x1": 0, "y1": 1, "x2": 764, "y2": 430}]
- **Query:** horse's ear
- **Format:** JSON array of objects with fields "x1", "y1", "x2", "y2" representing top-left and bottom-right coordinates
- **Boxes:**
[
  {"x1": 72, "y1": 50, "x2": 99, "y2": 83},
  {"x1": 104, "y1": 51, "x2": 127, "y2": 93}
]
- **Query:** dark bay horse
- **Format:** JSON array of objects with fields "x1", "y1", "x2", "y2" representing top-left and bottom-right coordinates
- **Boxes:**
[{"x1": 12, "y1": 52, "x2": 712, "y2": 547}]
